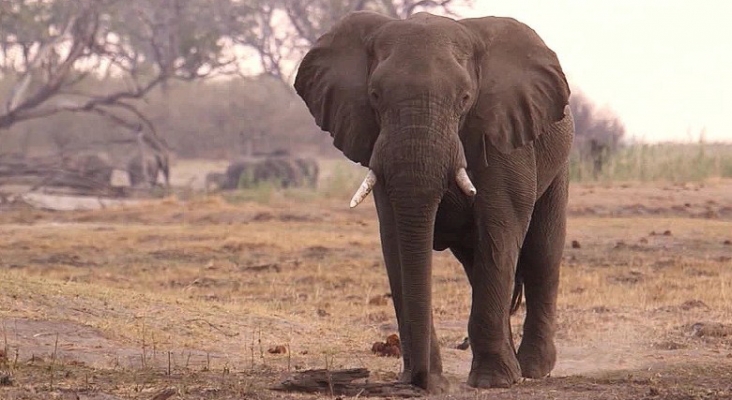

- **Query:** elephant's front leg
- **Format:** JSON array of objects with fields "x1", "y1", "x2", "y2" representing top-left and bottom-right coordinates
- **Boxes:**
[
  {"x1": 373, "y1": 185, "x2": 447, "y2": 393},
  {"x1": 467, "y1": 169, "x2": 535, "y2": 388}
]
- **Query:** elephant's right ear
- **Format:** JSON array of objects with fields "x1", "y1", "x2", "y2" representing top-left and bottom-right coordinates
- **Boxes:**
[{"x1": 294, "y1": 12, "x2": 392, "y2": 166}]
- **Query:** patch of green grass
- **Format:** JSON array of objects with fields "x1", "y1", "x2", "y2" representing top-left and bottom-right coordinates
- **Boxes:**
[{"x1": 222, "y1": 182, "x2": 278, "y2": 204}]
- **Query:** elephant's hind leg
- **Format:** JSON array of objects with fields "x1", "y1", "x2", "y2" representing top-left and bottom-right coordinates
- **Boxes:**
[{"x1": 516, "y1": 167, "x2": 568, "y2": 378}]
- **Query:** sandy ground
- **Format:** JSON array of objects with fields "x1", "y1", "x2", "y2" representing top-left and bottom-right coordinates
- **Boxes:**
[{"x1": 0, "y1": 172, "x2": 731, "y2": 399}]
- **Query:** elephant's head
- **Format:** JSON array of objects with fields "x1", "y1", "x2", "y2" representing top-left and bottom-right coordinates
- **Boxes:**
[{"x1": 295, "y1": 11, "x2": 568, "y2": 209}]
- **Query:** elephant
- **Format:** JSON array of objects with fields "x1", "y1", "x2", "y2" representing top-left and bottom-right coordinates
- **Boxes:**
[
  {"x1": 204, "y1": 171, "x2": 227, "y2": 192},
  {"x1": 60, "y1": 152, "x2": 114, "y2": 187},
  {"x1": 294, "y1": 11, "x2": 574, "y2": 392},
  {"x1": 293, "y1": 157, "x2": 320, "y2": 188},
  {"x1": 223, "y1": 159, "x2": 285, "y2": 189},
  {"x1": 127, "y1": 152, "x2": 170, "y2": 188},
  {"x1": 223, "y1": 160, "x2": 255, "y2": 189},
  {"x1": 222, "y1": 157, "x2": 316, "y2": 190},
  {"x1": 257, "y1": 157, "x2": 301, "y2": 188},
  {"x1": 253, "y1": 149, "x2": 291, "y2": 157}
]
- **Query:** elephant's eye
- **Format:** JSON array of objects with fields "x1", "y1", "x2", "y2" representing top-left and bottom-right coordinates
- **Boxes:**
[
  {"x1": 369, "y1": 88, "x2": 383, "y2": 108},
  {"x1": 460, "y1": 93, "x2": 471, "y2": 109},
  {"x1": 369, "y1": 89, "x2": 380, "y2": 103}
]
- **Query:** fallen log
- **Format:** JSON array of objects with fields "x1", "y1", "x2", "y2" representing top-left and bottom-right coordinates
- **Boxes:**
[
  {"x1": 0, "y1": 160, "x2": 121, "y2": 197},
  {"x1": 273, "y1": 368, "x2": 426, "y2": 398}
]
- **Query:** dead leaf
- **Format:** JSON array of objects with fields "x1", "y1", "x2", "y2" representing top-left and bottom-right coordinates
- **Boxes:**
[
  {"x1": 268, "y1": 345, "x2": 288, "y2": 354},
  {"x1": 456, "y1": 337, "x2": 470, "y2": 350},
  {"x1": 371, "y1": 334, "x2": 401, "y2": 357},
  {"x1": 150, "y1": 388, "x2": 177, "y2": 400},
  {"x1": 368, "y1": 295, "x2": 388, "y2": 306}
]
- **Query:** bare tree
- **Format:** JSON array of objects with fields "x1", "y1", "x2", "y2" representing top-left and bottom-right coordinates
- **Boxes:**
[
  {"x1": 0, "y1": 0, "x2": 249, "y2": 145},
  {"x1": 0, "y1": 0, "x2": 475, "y2": 169},
  {"x1": 569, "y1": 90, "x2": 626, "y2": 179},
  {"x1": 283, "y1": 0, "x2": 469, "y2": 44},
  {"x1": 0, "y1": 0, "x2": 472, "y2": 132},
  {"x1": 233, "y1": 0, "x2": 473, "y2": 82}
]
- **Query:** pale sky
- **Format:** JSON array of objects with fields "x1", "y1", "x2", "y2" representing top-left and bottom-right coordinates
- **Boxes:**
[{"x1": 457, "y1": 1, "x2": 732, "y2": 143}]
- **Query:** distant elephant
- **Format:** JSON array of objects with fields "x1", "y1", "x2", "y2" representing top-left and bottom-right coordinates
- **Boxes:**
[
  {"x1": 60, "y1": 153, "x2": 114, "y2": 186},
  {"x1": 294, "y1": 157, "x2": 319, "y2": 188},
  {"x1": 253, "y1": 148, "x2": 291, "y2": 157},
  {"x1": 127, "y1": 152, "x2": 169, "y2": 188},
  {"x1": 257, "y1": 157, "x2": 303, "y2": 188},
  {"x1": 222, "y1": 157, "x2": 318, "y2": 190},
  {"x1": 204, "y1": 172, "x2": 227, "y2": 192},
  {"x1": 294, "y1": 11, "x2": 574, "y2": 392},
  {"x1": 223, "y1": 160, "x2": 256, "y2": 189}
]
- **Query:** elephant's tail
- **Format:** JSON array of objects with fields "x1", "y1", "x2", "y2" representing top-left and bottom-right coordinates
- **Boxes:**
[{"x1": 509, "y1": 272, "x2": 524, "y2": 316}]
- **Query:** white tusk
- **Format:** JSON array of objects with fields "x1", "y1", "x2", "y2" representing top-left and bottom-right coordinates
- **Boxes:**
[
  {"x1": 350, "y1": 170, "x2": 377, "y2": 208},
  {"x1": 456, "y1": 168, "x2": 477, "y2": 197}
]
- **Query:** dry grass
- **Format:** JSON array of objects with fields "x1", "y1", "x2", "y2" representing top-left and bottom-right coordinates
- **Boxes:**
[{"x1": 1, "y1": 179, "x2": 732, "y2": 399}]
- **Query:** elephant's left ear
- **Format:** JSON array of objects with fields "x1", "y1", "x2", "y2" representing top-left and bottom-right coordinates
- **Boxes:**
[{"x1": 459, "y1": 17, "x2": 570, "y2": 154}]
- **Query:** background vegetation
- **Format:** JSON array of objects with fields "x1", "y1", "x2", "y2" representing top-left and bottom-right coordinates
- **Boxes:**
[{"x1": 0, "y1": 0, "x2": 729, "y2": 184}]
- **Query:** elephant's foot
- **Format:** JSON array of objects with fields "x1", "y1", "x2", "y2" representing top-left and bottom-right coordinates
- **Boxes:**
[
  {"x1": 467, "y1": 350, "x2": 521, "y2": 388},
  {"x1": 517, "y1": 338, "x2": 556, "y2": 379},
  {"x1": 399, "y1": 371, "x2": 450, "y2": 394},
  {"x1": 398, "y1": 369, "x2": 411, "y2": 384},
  {"x1": 426, "y1": 372, "x2": 450, "y2": 394}
]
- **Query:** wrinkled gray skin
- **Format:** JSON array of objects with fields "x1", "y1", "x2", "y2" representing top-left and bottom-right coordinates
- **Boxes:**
[
  {"x1": 127, "y1": 153, "x2": 169, "y2": 188},
  {"x1": 295, "y1": 11, "x2": 574, "y2": 392}
]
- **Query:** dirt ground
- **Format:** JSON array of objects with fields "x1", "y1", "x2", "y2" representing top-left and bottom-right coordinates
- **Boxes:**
[{"x1": 1, "y1": 176, "x2": 731, "y2": 399}]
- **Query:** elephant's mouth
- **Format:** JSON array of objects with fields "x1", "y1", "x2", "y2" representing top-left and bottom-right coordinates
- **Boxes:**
[{"x1": 349, "y1": 167, "x2": 476, "y2": 208}]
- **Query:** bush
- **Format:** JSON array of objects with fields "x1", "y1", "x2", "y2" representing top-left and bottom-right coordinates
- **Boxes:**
[
  {"x1": 569, "y1": 89, "x2": 626, "y2": 180},
  {"x1": 570, "y1": 141, "x2": 732, "y2": 182}
]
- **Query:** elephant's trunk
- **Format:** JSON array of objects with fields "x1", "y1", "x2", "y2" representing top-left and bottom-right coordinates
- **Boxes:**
[
  {"x1": 392, "y1": 198, "x2": 439, "y2": 389},
  {"x1": 371, "y1": 115, "x2": 465, "y2": 389}
]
